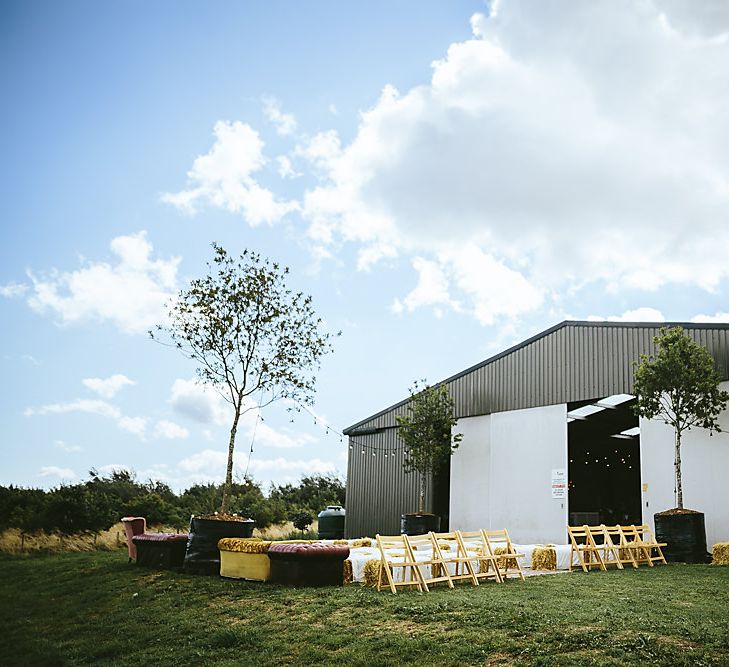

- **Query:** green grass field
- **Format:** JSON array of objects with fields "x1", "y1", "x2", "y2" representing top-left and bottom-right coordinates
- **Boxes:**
[{"x1": 1, "y1": 551, "x2": 727, "y2": 666}]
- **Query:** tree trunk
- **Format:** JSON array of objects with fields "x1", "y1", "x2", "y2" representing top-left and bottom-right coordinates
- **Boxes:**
[
  {"x1": 675, "y1": 428, "x2": 683, "y2": 509},
  {"x1": 221, "y1": 405, "x2": 242, "y2": 514},
  {"x1": 419, "y1": 472, "x2": 426, "y2": 514}
]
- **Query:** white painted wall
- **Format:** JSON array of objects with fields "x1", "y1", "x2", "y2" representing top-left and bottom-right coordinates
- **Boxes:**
[
  {"x1": 640, "y1": 380, "x2": 729, "y2": 551},
  {"x1": 449, "y1": 414, "x2": 491, "y2": 531},
  {"x1": 451, "y1": 404, "x2": 568, "y2": 544}
]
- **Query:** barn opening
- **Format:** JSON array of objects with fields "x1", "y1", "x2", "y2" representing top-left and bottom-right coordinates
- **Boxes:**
[{"x1": 567, "y1": 394, "x2": 642, "y2": 527}]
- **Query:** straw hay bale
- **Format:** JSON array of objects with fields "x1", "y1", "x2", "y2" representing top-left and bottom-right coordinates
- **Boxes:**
[
  {"x1": 712, "y1": 542, "x2": 729, "y2": 565},
  {"x1": 363, "y1": 559, "x2": 382, "y2": 587},
  {"x1": 217, "y1": 538, "x2": 270, "y2": 554},
  {"x1": 333, "y1": 539, "x2": 348, "y2": 545},
  {"x1": 437, "y1": 542, "x2": 452, "y2": 551},
  {"x1": 343, "y1": 559, "x2": 353, "y2": 584},
  {"x1": 532, "y1": 545, "x2": 557, "y2": 570},
  {"x1": 494, "y1": 546, "x2": 518, "y2": 569},
  {"x1": 351, "y1": 538, "x2": 372, "y2": 548}
]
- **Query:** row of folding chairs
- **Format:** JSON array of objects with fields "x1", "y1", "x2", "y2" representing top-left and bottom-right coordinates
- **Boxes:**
[
  {"x1": 373, "y1": 529, "x2": 525, "y2": 594},
  {"x1": 568, "y1": 524, "x2": 667, "y2": 573}
]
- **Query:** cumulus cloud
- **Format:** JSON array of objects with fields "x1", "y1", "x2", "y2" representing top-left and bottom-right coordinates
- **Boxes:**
[
  {"x1": 586, "y1": 307, "x2": 666, "y2": 322},
  {"x1": 276, "y1": 156, "x2": 301, "y2": 179},
  {"x1": 161, "y1": 120, "x2": 298, "y2": 225},
  {"x1": 25, "y1": 399, "x2": 121, "y2": 420},
  {"x1": 176, "y1": 448, "x2": 337, "y2": 486},
  {"x1": 27, "y1": 232, "x2": 179, "y2": 334},
  {"x1": 262, "y1": 96, "x2": 297, "y2": 136},
  {"x1": 39, "y1": 466, "x2": 75, "y2": 479},
  {"x1": 25, "y1": 398, "x2": 147, "y2": 439},
  {"x1": 55, "y1": 440, "x2": 82, "y2": 453},
  {"x1": 294, "y1": 1, "x2": 729, "y2": 317},
  {"x1": 160, "y1": 2, "x2": 729, "y2": 327},
  {"x1": 82, "y1": 374, "x2": 135, "y2": 399},
  {"x1": 0, "y1": 282, "x2": 28, "y2": 298},
  {"x1": 691, "y1": 312, "x2": 729, "y2": 323},
  {"x1": 154, "y1": 420, "x2": 190, "y2": 440},
  {"x1": 169, "y1": 378, "x2": 230, "y2": 426}
]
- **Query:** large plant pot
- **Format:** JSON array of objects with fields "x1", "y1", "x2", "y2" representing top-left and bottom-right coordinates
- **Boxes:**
[
  {"x1": 183, "y1": 516, "x2": 255, "y2": 575},
  {"x1": 400, "y1": 513, "x2": 440, "y2": 536},
  {"x1": 654, "y1": 510, "x2": 707, "y2": 563}
]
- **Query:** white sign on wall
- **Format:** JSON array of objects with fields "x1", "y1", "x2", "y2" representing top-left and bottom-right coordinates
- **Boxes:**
[{"x1": 551, "y1": 468, "x2": 566, "y2": 498}]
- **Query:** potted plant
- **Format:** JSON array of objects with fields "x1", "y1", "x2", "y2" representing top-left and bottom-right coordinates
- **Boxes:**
[
  {"x1": 396, "y1": 381, "x2": 462, "y2": 535},
  {"x1": 633, "y1": 326, "x2": 728, "y2": 562},
  {"x1": 151, "y1": 245, "x2": 336, "y2": 573}
]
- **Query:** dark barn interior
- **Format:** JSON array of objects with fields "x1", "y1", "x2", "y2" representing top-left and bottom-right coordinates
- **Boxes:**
[{"x1": 567, "y1": 396, "x2": 642, "y2": 526}]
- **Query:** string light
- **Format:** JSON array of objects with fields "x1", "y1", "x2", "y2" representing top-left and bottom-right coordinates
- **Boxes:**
[{"x1": 288, "y1": 398, "x2": 408, "y2": 460}]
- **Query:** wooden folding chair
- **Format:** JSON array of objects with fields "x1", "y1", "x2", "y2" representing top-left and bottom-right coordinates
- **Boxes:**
[
  {"x1": 482, "y1": 529, "x2": 525, "y2": 581},
  {"x1": 589, "y1": 525, "x2": 624, "y2": 570},
  {"x1": 568, "y1": 525, "x2": 606, "y2": 572},
  {"x1": 621, "y1": 525, "x2": 667, "y2": 566},
  {"x1": 602, "y1": 525, "x2": 638, "y2": 569},
  {"x1": 432, "y1": 531, "x2": 483, "y2": 585},
  {"x1": 404, "y1": 534, "x2": 454, "y2": 591},
  {"x1": 374, "y1": 534, "x2": 425, "y2": 593}
]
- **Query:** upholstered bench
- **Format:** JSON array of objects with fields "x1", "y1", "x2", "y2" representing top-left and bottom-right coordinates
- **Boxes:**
[
  {"x1": 267, "y1": 543, "x2": 350, "y2": 587},
  {"x1": 132, "y1": 533, "x2": 189, "y2": 569}
]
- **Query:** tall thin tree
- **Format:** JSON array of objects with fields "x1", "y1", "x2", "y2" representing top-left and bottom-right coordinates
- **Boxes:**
[
  {"x1": 151, "y1": 244, "x2": 336, "y2": 514},
  {"x1": 633, "y1": 326, "x2": 728, "y2": 509}
]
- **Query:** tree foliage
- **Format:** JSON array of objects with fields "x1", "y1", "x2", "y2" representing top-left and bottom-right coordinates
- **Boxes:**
[
  {"x1": 633, "y1": 326, "x2": 729, "y2": 509},
  {"x1": 0, "y1": 471, "x2": 345, "y2": 535},
  {"x1": 396, "y1": 381, "x2": 462, "y2": 513},
  {"x1": 151, "y1": 244, "x2": 336, "y2": 513}
]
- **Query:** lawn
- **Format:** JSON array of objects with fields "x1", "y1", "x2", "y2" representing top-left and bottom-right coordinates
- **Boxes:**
[{"x1": 1, "y1": 551, "x2": 727, "y2": 666}]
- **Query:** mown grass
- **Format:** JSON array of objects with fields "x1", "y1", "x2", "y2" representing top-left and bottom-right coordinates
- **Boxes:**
[{"x1": 1, "y1": 551, "x2": 727, "y2": 666}]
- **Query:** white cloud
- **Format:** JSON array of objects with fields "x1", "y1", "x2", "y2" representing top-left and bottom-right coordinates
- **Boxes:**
[
  {"x1": 27, "y1": 232, "x2": 179, "y2": 334},
  {"x1": 22, "y1": 354, "x2": 41, "y2": 366},
  {"x1": 55, "y1": 440, "x2": 82, "y2": 453},
  {"x1": 294, "y1": 2, "x2": 729, "y2": 319},
  {"x1": 276, "y1": 155, "x2": 301, "y2": 179},
  {"x1": 262, "y1": 96, "x2": 297, "y2": 136},
  {"x1": 39, "y1": 466, "x2": 75, "y2": 479},
  {"x1": 25, "y1": 398, "x2": 147, "y2": 439},
  {"x1": 394, "y1": 257, "x2": 455, "y2": 316},
  {"x1": 25, "y1": 399, "x2": 121, "y2": 419},
  {"x1": 0, "y1": 282, "x2": 28, "y2": 298},
  {"x1": 587, "y1": 307, "x2": 666, "y2": 323},
  {"x1": 176, "y1": 447, "x2": 337, "y2": 486},
  {"x1": 169, "y1": 378, "x2": 230, "y2": 426},
  {"x1": 154, "y1": 420, "x2": 190, "y2": 440},
  {"x1": 161, "y1": 120, "x2": 298, "y2": 225},
  {"x1": 82, "y1": 374, "x2": 135, "y2": 399},
  {"x1": 117, "y1": 416, "x2": 148, "y2": 438},
  {"x1": 691, "y1": 312, "x2": 729, "y2": 323}
]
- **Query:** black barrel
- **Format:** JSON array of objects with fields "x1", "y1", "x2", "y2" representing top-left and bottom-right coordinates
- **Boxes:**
[
  {"x1": 317, "y1": 505, "x2": 345, "y2": 539},
  {"x1": 183, "y1": 516, "x2": 255, "y2": 575},
  {"x1": 654, "y1": 511, "x2": 707, "y2": 563},
  {"x1": 400, "y1": 513, "x2": 440, "y2": 536}
]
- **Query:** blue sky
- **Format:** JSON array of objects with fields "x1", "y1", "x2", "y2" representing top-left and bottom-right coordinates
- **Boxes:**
[{"x1": 2, "y1": 0, "x2": 728, "y2": 492}]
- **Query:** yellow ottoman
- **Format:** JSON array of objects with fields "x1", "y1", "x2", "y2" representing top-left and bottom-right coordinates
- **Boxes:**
[{"x1": 218, "y1": 538, "x2": 272, "y2": 581}]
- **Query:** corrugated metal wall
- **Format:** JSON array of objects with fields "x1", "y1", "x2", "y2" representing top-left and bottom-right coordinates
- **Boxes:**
[
  {"x1": 344, "y1": 322, "x2": 729, "y2": 537},
  {"x1": 344, "y1": 428, "x2": 434, "y2": 538}
]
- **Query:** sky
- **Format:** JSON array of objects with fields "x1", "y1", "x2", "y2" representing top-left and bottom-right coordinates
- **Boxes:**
[{"x1": 2, "y1": 0, "x2": 729, "y2": 493}]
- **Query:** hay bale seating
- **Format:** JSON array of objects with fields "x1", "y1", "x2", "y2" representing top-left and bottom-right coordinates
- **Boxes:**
[
  {"x1": 532, "y1": 545, "x2": 557, "y2": 571},
  {"x1": 712, "y1": 542, "x2": 729, "y2": 565},
  {"x1": 218, "y1": 538, "x2": 272, "y2": 580},
  {"x1": 363, "y1": 559, "x2": 382, "y2": 587}
]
